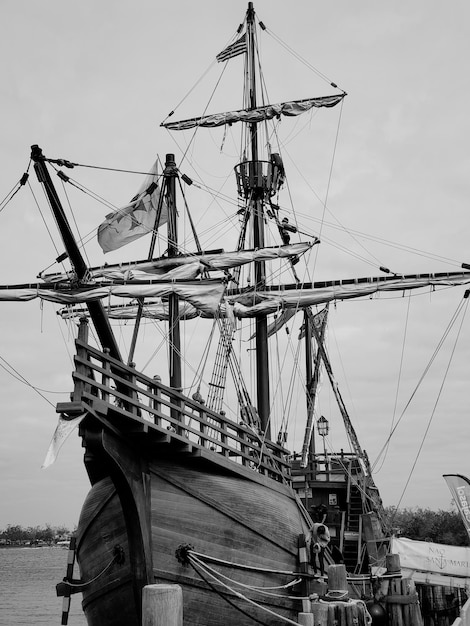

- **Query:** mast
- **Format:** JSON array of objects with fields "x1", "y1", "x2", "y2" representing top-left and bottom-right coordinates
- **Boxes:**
[
  {"x1": 164, "y1": 153, "x2": 182, "y2": 391},
  {"x1": 30, "y1": 145, "x2": 122, "y2": 361},
  {"x1": 301, "y1": 309, "x2": 315, "y2": 466},
  {"x1": 300, "y1": 308, "x2": 327, "y2": 467},
  {"x1": 246, "y1": 2, "x2": 270, "y2": 436}
]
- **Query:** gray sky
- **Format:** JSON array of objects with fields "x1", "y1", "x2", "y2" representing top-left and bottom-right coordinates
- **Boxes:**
[{"x1": 0, "y1": 0, "x2": 469, "y2": 529}]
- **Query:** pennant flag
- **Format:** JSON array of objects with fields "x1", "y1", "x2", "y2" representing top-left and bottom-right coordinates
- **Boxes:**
[
  {"x1": 97, "y1": 161, "x2": 168, "y2": 253},
  {"x1": 216, "y1": 34, "x2": 246, "y2": 63},
  {"x1": 298, "y1": 306, "x2": 328, "y2": 340},
  {"x1": 42, "y1": 413, "x2": 86, "y2": 468},
  {"x1": 443, "y1": 474, "x2": 470, "y2": 539}
]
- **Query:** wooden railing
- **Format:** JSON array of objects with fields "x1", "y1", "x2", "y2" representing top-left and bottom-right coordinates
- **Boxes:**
[{"x1": 60, "y1": 322, "x2": 291, "y2": 483}]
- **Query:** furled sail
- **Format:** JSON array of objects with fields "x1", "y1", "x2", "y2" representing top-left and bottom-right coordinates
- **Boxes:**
[
  {"x1": 0, "y1": 279, "x2": 225, "y2": 316},
  {"x1": 161, "y1": 94, "x2": 345, "y2": 131},
  {"x1": 41, "y1": 270, "x2": 470, "y2": 322},
  {"x1": 60, "y1": 300, "x2": 199, "y2": 321},
  {"x1": 40, "y1": 242, "x2": 313, "y2": 283},
  {"x1": 226, "y1": 271, "x2": 470, "y2": 318}
]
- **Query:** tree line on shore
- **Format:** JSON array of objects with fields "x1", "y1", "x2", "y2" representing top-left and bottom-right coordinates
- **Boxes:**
[
  {"x1": 383, "y1": 507, "x2": 468, "y2": 546},
  {"x1": 1, "y1": 507, "x2": 467, "y2": 546},
  {"x1": 0, "y1": 523, "x2": 74, "y2": 544}
]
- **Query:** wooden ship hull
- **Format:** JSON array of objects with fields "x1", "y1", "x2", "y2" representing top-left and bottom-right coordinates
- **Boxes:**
[{"x1": 65, "y1": 322, "x2": 311, "y2": 626}]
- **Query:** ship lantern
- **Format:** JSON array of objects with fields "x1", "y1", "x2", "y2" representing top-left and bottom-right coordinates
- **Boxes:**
[
  {"x1": 317, "y1": 415, "x2": 329, "y2": 437},
  {"x1": 317, "y1": 415, "x2": 329, "y2": 460}
]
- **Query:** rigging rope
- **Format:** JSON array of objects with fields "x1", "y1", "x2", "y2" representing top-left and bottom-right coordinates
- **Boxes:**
[
  {"x1": 292, "y1": 205, "x2": 464, "y2": 270},
  {"x1": 58, "y1": 176, "x2": 92, "y2": 269},
  {"x1": 0, "y1": 355, "x2": 58, "y2": 405},
  {"x1": 264, "y1": 27, "x2": 346, "y2": 92},
  {"x1": 46, "y1": 157, "x2": 154, "y2": 176},
  {"x1": 374, "y1": 295, "x2": 412, "y2": 475},
  {"x1": 0, "y1": 166, "x2": 30, "y2": 213},
  {"x1": 391, "y1": 295, "x2": 469, "y2": 517},
  {"x1": 28, "y1": 180, "x2": 63, "y2": 259},
  {"x1": 371, "y1": 295, "x2": 469, "y2": 476}
]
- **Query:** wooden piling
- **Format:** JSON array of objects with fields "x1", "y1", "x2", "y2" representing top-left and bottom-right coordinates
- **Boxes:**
[
  {"x1": 327, "y1": 564, "x2": 349, "y2": 600},
  {"x1": 386, "y1": 553, "x2": 401, "y2": 575},
  {"x1": 381, "y1": 570, "x2": 424, "y2": 626},
  {"x1": 312, "y1": 602, "x2": 329, "y2": 624},
  {"x1": 142, "y1": 584, "x2": 183, "y2": 626},
  {"x1": 301, "y1": 563, "x2": 371, "y2": 625},
  {"x1": 327, "y1": 603, "x2": 336, "y2": 626},
  {"x1": 389, "y1": 577, "x2": 405, "y2": 626},
  {"x1": 298, "y1": 613, "x2": 314, "y2": 626},
  {"x1": 336, "y1": 602, "x2": 346, "y2": 624}
]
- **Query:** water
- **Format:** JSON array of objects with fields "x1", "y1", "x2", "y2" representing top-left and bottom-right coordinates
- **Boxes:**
[{"x1": 0, "y1": 546, "x2": 87, "y2": 626}]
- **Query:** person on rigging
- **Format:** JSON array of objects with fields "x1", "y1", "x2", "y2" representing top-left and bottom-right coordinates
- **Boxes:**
[{"x1": 280, "y1": 217, "x2": 296, "y2": 245}]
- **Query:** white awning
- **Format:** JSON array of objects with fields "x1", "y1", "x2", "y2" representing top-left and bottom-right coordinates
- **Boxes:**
[{"x1": 391, "y1": 537, "x2": 470, "y2": 589}]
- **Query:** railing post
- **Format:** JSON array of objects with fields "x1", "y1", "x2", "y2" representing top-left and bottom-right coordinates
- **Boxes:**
[
  {"x1": 128, "y1": 361, "x2": 139, "y2": 416},
  {"x1": 219, "y1": 413, "x2": 228, "y2": 455},
  {"x1": 101, "y1": 348, "x2": 111, "y2": 403},
  {"x1": 73, "y1": 317, "x2": 90, "y2": 402},
  {"x1": 149, "y1": 375, "x2": 162, "y2": 426}
]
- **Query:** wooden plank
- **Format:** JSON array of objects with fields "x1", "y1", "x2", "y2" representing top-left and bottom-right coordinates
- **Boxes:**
[
  {"x1": 150, "y1": 461, "x2": 301, "y2": 554},
  {"x1": 56, "y1": 400, "x2": 85, "y2": 416}
]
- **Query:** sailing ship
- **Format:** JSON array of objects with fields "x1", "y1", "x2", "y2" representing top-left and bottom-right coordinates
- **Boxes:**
[{"x1": 1, "y1": 3, "x2": 470, "y2": 625}]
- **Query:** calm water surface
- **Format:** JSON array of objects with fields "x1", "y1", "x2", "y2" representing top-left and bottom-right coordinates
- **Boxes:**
[{"x1": 0, "y1": 546, "x2": 87, "y2": 625}]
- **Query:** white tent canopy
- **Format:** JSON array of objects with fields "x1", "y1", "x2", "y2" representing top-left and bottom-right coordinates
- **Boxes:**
[{"x1": 390, "y1": 537, "x2": 470, "y2": 589}]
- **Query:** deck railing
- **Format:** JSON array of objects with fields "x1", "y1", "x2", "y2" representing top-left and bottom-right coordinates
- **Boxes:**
[{"x1": 60, "y1": 321, "x2": 291, "y2": 483}]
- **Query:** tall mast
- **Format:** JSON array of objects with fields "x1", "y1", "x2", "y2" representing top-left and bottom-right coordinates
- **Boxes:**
[
  {"x1": 164, "y1": 153, "x2": 182, "y2": 391},
  {"x1": 300, "y1": 308, "x2": 327, "y2": 467},
  {"x1": 31, "y1": 145, "x2": 122, "y2": 362},
  {"x1": 246, "y1": 2, "x2": 270, "y2": 436}
]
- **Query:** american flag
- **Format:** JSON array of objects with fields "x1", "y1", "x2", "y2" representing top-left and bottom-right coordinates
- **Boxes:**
[{"x1": 216, "y1": 34, "x2": 246, "y2": 63}]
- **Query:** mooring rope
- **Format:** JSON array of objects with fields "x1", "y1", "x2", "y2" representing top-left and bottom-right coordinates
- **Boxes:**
[
  {"x1": 187, "y1": 553, "x2": 302, "y2": 626},
  {"x1": 187, "y1": 548, "x2": 311, "y2": 578},
  {"x1": 63, "y1": 545, "x2": 125, "y2": 590},
  {"x1": 189, "y1": 552, "x2": 302, "y2": 598}
]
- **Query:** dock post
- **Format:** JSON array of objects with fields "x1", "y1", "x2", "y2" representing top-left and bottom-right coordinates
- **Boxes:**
[
  {"x1": 298, "y1": 613, "x2": 314, "y2": 626},
  {"x1": 327, "y1": 564, "x2": 349, "y2": 600},
  {"x1": 142, "y1": 584, "x2": 183, "y2": 626}
]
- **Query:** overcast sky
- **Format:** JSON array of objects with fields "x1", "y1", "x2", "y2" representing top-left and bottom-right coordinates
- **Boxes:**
[{"x1": 1, "y1": 0, "x2": 469, "y2": 530}]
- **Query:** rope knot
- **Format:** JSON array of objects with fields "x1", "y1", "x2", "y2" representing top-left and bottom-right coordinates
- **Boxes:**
[{"x1": 175, "y1": 543, "x2": 195, "y2": 566}]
